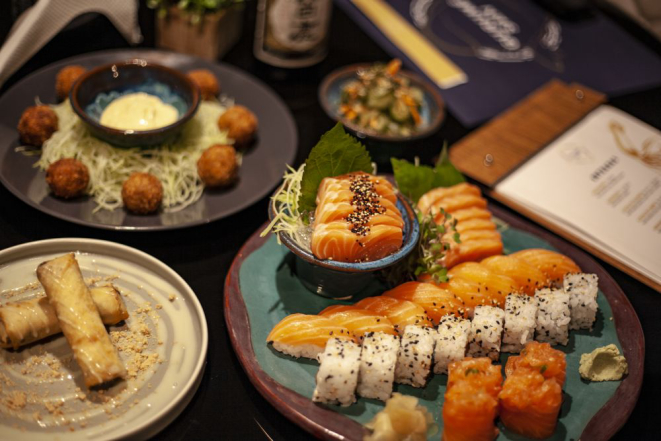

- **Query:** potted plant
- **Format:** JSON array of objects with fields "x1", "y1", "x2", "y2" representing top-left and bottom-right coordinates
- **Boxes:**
[{"x1": 148, "y1": 0, "x2": 245, "y2": 60}]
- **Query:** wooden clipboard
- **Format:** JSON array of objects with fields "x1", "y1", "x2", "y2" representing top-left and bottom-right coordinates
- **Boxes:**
[{"x1": 449, "y1": 79, "x2": 661, "y2": 292}]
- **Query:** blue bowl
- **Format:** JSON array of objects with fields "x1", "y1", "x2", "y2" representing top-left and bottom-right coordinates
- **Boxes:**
[
  {"x1": 70, "y1": 59, "x2": 200, "y2": 147},
  {"x1": 318, "y1": 63, "x2": 445, "y2": 143},
  {"x1": 269, "y1": 187, "x2": 420, "y2": 299}
]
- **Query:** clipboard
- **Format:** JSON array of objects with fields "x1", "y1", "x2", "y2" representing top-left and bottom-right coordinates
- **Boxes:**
[{"x1": 449, "y1": 80, "x2": 661, "y2": 292}]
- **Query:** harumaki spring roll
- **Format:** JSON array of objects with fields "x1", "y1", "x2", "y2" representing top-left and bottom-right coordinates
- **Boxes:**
[
  {"x1": 37, "y1": 253, "x2": 126, "y2": 388},
  {"x1": 0, "y1": 285, "x2": 128, "y2": 349}
]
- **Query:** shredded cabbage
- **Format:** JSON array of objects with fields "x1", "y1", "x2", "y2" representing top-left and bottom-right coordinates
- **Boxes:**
[{"x1": 34, "y1": 99, "x2": 231, "y2": 213}]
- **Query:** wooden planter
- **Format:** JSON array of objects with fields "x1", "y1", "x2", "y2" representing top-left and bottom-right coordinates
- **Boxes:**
[{"x1": 156, "y1": 6, "x2": 244, "y2": 60}]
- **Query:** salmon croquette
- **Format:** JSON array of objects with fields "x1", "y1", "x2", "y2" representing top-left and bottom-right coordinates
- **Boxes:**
[
  {"x1": 17, "y1": 105, "x2": 59, "y2": 147},
  {"x1": 55, "y1": 65, "x2": 87, "y2": 101},
  {"x1": 46, "y1": 158, "x2": 89, "y2": 199},
  {"x1": 197, "y1": 144, "x2": 238, "y2": 187},
  {"x1": 121, "y1": 172, "x2": 163, "y2": 214},
  {"x1": 187, "y1": 69, "x2": 220, "y2": 100},
  {"x1": 217, "y1": 105, "x2": 258, "y2": 146}
]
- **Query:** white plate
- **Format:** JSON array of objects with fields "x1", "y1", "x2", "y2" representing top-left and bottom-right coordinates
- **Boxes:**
[{"x1": 0, "y1": 239, "x2": 208, "y2": 440}]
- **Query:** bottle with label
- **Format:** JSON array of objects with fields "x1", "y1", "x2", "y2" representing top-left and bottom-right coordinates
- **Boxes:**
[{"x1": 254, "y1": 0, "x2": 333, "y2": 68}]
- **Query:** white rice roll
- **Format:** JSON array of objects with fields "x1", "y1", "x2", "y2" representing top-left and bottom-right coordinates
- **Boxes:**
[
  {"x1": 357, "y1": 332, "x2": 400, "y2": 401},
  {"x1": 395, "y1": 325, "x2": 437, "y2": 388},
  {"x1": 502, "y1": 294, "x2": 537, "y2": 353},
  {"x1": 313, "y1": 338, "x2": 362, "y2": 406},
  {"x1": 535, "y1": 288, "x2": 571, "y2": 345},
  {"x1": 564, "y1": 273, "x2": 599, "y2": 330},
  {"x1": 433, "y1": 315, "x2": 470, "y2": 374},
  {"x1": 467, "y1": 305, "x2": 505, "y2": 361}
]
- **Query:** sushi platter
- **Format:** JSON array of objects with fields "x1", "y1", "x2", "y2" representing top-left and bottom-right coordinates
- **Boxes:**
[{"x1": 225, "y1": 202, "x2": 643, "y2": 440}]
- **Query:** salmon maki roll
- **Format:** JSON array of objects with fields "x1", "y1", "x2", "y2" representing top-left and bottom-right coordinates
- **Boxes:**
[
  {"x1": 510, "y1": 249, "x2": 581, "y2": 286},
  {"x1": 382, "y1": 281, "x2": 465, "y2": 324},
  {"x1": 319, "y1": 305, "x2": 397, "y2": 342},
  {"x1": 505, "y1": 341, "x2": 567, "y2": 386},
  {"x1": 499, "y1": 369, "x2": 563, "y2": 439},
  {"x1": 418, "y1": 182, "x2": 482, "y2": 215},
  {"x1": 266, "y1": 313, "x2": 356, "y2": 359},
  {"x1": 355, "y1": 296, "x2": 433, "y2": 334},
  {"x1": 481, "y1": 255, "x2": 548, "y2": 295},
  {"x1": 311, "y1": 172, "x2": 404, "y2": 263},
  {"x1": 443, "y1": 357, "x2": 503, "y2": 441}
]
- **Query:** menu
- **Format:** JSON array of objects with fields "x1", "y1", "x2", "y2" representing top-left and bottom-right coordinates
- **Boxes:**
[{"x1": 496, "y1": 105, "x2": 661, "y2": 287}]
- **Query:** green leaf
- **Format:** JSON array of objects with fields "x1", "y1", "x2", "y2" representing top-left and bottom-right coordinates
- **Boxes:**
[
  {"x1": 391, "y1": 143, "x2": 465, "y2": 204},
  {"x1": 298, "y1": 123, "x2": 373, "y2": 213},
  {"x1": 434, "y1": 143, "x2": 465, "y2": 187}
]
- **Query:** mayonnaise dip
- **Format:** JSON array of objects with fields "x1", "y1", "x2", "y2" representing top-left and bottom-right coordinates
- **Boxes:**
[{"x1": 100, "y1": 92, "x2": 179, "y2": 131}]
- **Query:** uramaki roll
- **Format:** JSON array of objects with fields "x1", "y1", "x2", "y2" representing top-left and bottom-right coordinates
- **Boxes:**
[
  {"x1": 0, "y1": 285, "x2": 128, "y2": 349},
  {"x1": 37, "y1": 253, "x2": 126, "y2": 388}
]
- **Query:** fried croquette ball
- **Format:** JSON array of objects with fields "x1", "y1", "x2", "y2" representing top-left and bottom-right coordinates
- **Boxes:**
[
  {"x1": 197, "y1": 144, "x2": 238, "y2": 187},
  {"x1": 187, "y1": 69, "x2": 220, "y2": 100},
  {"x1": 17, "y1": 105, "x2": 58, "y2": 147},
  {"x1": 121, "y1": 172, "x2": 163, "y2": 214},
  {"x1": 217, "y1": 105, "x2": 258, "y2": 146},
  {"x1": 55, "y1": 65, "x2": 87, "y2": 101},
  {"x1": 45, "y1": 158, "x2": 89, "y2": 199}
]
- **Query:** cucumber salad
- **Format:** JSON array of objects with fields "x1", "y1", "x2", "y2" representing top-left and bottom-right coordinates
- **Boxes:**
[{"x1": 339, "y1": 59, "x2": 424, "y2": 137}]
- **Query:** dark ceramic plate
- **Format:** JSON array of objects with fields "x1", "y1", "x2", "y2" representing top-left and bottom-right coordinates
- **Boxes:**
[
  {"x1": 225, "y1": 204, "x2": 643, "y2": 441},
  {"x1": 0, "y1": 49, "x2": 297, "y2": 231}
]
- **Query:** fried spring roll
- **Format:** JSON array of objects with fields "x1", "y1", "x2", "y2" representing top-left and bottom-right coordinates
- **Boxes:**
[
  {"x1": 0, "y1": 285, "x2": 128, "y2": 349},
  {"x1": 37, "y1": 253, "x2": 126, "y2": 388}
]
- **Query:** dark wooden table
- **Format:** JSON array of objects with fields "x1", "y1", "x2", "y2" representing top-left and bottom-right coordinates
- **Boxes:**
[{"x1": 0, "y1": 3, "x2": 658, "y2": 440}]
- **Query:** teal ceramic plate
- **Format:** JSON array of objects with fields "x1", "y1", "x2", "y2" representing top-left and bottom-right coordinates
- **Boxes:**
[{"x1": 225, "y1": 205, "x2": 643, "y2": 440}]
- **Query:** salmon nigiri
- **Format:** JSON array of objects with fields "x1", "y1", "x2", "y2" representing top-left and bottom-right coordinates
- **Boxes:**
[
  {"x1": 266, "y1": 313, "x2": 356, "y2": 359},
  {"x1": 319, "y1": 305, "x2": 397, "y2": 342},
  {"x1": 354, "y1": 296, "x2": 432, "y2": 334},
  {"x1": 443, "y1": 357, "x2": 503, "y2": 441},
  {"x1": 310, "y1": 172, "x2": 404, "y2": 263},
  {"x1": 499, "y1": 369, "x2": 563, "y2": 439},
  {"x1": 481, "y1": 255, "x2": 548, "y2": 296},
  {"x1": 510, "y1": 249, "x2": 581, "y2": 286},
  {"x1": 382, "y1": 281, "x2": 465, "y2": 324},
  {"x1": 419, "y1": 273, "x2": 496, "y2": 318}
]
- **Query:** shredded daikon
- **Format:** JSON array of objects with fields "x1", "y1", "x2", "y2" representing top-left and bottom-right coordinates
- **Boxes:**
[{"x1": 34, "y1": 99, "x2": 231, "y2": 213}]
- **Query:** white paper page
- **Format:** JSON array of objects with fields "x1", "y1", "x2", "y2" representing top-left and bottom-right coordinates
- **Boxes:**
[{"x1": 497, "y1": 105, "x2": 661, "y2": 286}]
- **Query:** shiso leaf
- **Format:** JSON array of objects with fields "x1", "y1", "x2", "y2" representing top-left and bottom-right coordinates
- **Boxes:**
[
  {"x1": 298, "y1": 123, "x2": 372, "y2": 213},
  {"x1": 391, "y1": 143, "x2": 465, "y2": 203}
]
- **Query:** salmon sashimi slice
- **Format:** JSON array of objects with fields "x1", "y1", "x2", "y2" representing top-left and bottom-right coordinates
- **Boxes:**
[
  {"x1": 418, "y1": 183, "x2": 482, "y2": 215},
  {"x1": 354, "y1": 296, "x2": 433, "y2": 334},
  {"x1": 447, "y1": 207, "x2": 493, "y2": 223},
  {"x1": 429, "y1": 194, "x2": 488, "y2": 217},
  {"x1": 481, "y1": 255, "x2": 548, "y2": 295},
  {"x1": 311, "y1": 172, "x2": 404, "y2": 263},
  {"x1": 382, "y1": 281, "x2": 466, "y2": 324},
  {"x1": 266, "y1": 314, "x2": 356, "y2": 359},
  {"x1": 510, "y1": 249, "x2": 581, "y2": 285},
  {"x1": 505, "y1": 341, "x2": 567, "y2": 386},
  {"x1": 499, "y1": 369, "x2": 563, "y2": 439},
  {"x1": 443, "y1": 357, "x2": 503, "y2": 441},
  {"x1": 454, "y1": 218, "x2": 497, "y2": 234},
  {"x1": 311, "y1": 222, "x2": 403, "y2": 262},
  {"x1": 443, "y1": 235, "x2": 504, "y2": 269},
  {"x1": 318, "y1": 305, "x2": 397, "y2": 342}
]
